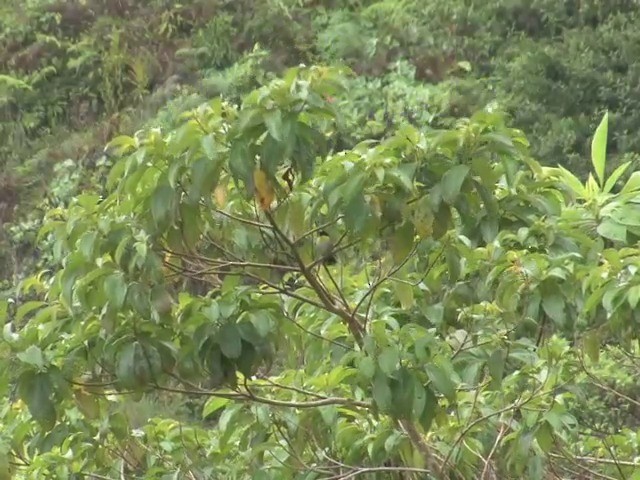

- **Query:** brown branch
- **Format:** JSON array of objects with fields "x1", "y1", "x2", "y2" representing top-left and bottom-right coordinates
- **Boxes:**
[
  {"x1": 321, "y1": 454, "x2": 433, "y2": 480},
  {"x1": 155, "y1": 384, "x2": 371, "y2": 410},
  {"x1": 549, "y1": 451, "x2": 622, "y2": 480},
  {"x1": 440, "y1": 387, "x2": 551, "y2": 475},
  {"x1": 480, "y1": 423, "x2": 506, "y2": 479},
  {"x1": 213, "y1": 208, "x2": 273, "y2": 229},
  {"x1": 264, "y1": 210, "x2": 364, "y2": 344},
  {"x1": 282, "y1": 310, "x2": 355, "y2": 351},
  {"x1": 352, "y1": 245, "x2": 418, "y2": 320},
  {"x1": 579, "y1": 354, "x2": 640, "y2": 409},
  {"x1": 549, "y1": 452, "x2": 640, "y2": 468},
  {"x1": 294, "y1": 216, "x2": 344, "y2": 243}
]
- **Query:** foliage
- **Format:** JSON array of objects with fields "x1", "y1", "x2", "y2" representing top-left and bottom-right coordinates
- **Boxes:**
[
  {"x1": 5, "y1": 0, "x2": 640, "y2": 282},
  {"x1": 4, "y1": 1, "x2": 640, "y2": 478},
  {"x1": 2, "y1": 66, "x2": 640, "y2": 479}
]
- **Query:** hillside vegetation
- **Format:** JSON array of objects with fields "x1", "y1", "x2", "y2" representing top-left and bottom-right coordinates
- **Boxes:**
[{"x1": 2, "y1": 1, "x2": 640, "y2": 479}]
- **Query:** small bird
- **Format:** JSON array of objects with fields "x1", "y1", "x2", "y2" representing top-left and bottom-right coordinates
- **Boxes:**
[{"x1": 316, "y1": 230, "x2": 337, "y2": 265}]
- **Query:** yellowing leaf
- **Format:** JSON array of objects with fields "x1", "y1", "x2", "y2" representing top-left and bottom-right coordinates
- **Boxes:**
[
  {"x1": 253, "y1": 169, "x2": 275, "y2": 211},
  {"x1": 214, "y1": 185, "x2": 227, "y2": 207}
]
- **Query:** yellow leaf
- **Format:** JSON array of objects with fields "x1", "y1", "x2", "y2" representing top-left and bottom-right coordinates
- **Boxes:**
[
  {"x1": 253, "y1": 168, "x2": 275, "y2": 211},
  {"x1": 214, "y1": 185, "x2": 227, "y2": 207}
]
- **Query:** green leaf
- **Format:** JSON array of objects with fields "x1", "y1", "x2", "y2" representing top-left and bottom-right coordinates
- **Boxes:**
[
  {"x1": 628, "y1": 285, "x2": 640, "y2": 309},
  {"x1": 603, "y1": 161, "x2": 630, "y2": 194},
  {"x1": 104, "y1": 273, "x2": 128, "y2": 310},
  {"x1": 202, "y1": 397, "x2": 230, "y2": 418},
  {"x1": 425, "y1": 364, "x2": 456, "y2": 402},
  {"x1": 237, "y1": 321, "x2": 263, "y2": 346},
  {"x1": 419, "y1": 386, "x2": 437, "y2": 431},
  {"x1": 201, "y1": 133, "x2": 216, "y2": 159},
  {"x1": 358, "y1": 356, "x2": 376, "y2": 379},
  {"x1": 229, "y1": 141, "x2": 254, "y2": 188},
  {"x1": 250, "y1": 310, "x2": 272, "y2": 338},
  {"x1": 591, "y1": 112, "x2": 608, "y2": 186},
  {"x1": 179, "y1": 202, "x2": 202, "y2": 249},
  {"x1": 611, "y1": 205, "x2": 640, "y2": 227},
  {"x1": 389, "y1": 369, "x2": 414, "y2": 419},
  {"x1": 18, "y1": 371, "x2": 57, "y2": 431},
  {"x1": 535, "y1": 422, "x2": 554, "y2": 453},
  {"x1": 390, "y1": 222, "x2": 415, "y2": 263},
  {"x1": 542, "y1": 292, "x2": 565, "y2": 326},
  {"x1": 487, "y1": 349, "x2": 505, "y2": 388},
  {"x1": 319, "y1": 405, "x2": 338, "y2": 427},
  {"x1": 15, "y1": 301, "x2": 47, "y2": 323},
  {"x1": 151, "y1": 183, "x2": 176, "y2": 227},
  {"x1": 372, "y1": 372, "x2": 392, "y2": 412},
  {"x1": 621, "y1": 171, "x2": 640, "y2": 194},
  {"x1": 557, "y1": 165, "x2": 586, "y2": 198},
  {"x1": 411, "y1": 378, "x2": 427, "y2": 419},
  {"x1": 77, "y1": 231, "x2": 98, "y2": 260},
  {"x1": 596, "y1": 219, "x2": 627, "y2": 243},
  {"x1": 441, "y1": 165, "x2": 470, "y2": 204},
  {"x1": 264, "y1": 110, "x2": 283, "y2": 142},
  {"x1": 189, "y1": 157, "x2": 218, "y2": 204},
  {"x1": 236, "y1": 341, "x2": 258, "y2": 377},
  {"x1": 340, "y1": 172, "x2": 366, "y2": 206},
  {"x1": 218, "y1": 323, "x2": 242, "y2": 359},
  {"x1": 116, "y1": 342, "x2": 141, "y2": 389},
  {"x1": 343, "y1": 194, "x2": 369, "y2": 233},
  {"x1": 17, "y1": 346, "x2": 45, "y2": 369},
  {"x1": 393, "y1": 282, "x2": 415, "y2": 309},
  {"x1": 378, "y1": 347, "x2": 400, "y2": 376}
]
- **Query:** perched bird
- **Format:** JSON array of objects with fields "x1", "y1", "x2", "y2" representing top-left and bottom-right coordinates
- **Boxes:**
[{"x1": 316, "y1": 230, "x2": 337, "y2": 265}]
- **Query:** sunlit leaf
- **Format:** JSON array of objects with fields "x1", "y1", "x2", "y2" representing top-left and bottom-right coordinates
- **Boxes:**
[
  {"x1": 603, "y1": 161, "x2": 630, "y2": 194},
  {"x1": 15, "y1": 301, "x2": 47, "y2": 323},
  {"x1": 596, "y1": 219, "x2": 627, "y2": 242},
  {"x1": 591, "y1": 111, "x2": 608, "y2": 186},
  {"x1": 202, "y1": 397, "x2": 230, "y2": 419},
  {"x1": 17, "y1": 346, "x2": 45, "y2": 369}
]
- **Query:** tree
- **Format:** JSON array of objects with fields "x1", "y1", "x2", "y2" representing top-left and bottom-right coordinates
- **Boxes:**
[{"x1": 2, "y1": 66, "x2": 640, "y2": 479}]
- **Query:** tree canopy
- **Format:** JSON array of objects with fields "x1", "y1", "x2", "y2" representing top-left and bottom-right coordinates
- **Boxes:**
[
  {"x1": 3, "y1": 1, "x2": 640, "y2": 479},
  {"x1": 3, "y1": 66, "x2": 640, "y2": 479}
]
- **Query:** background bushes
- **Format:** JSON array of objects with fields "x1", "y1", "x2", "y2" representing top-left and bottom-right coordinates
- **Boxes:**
[{"x1": 3, "y1": 0, "x2": 640, "y2": 283}]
